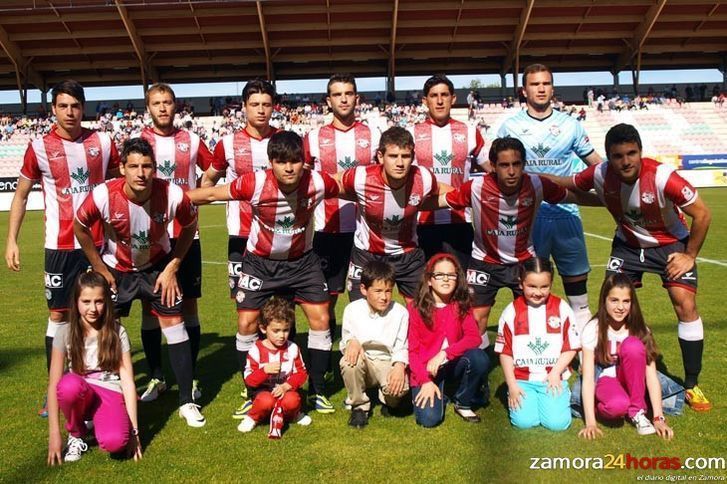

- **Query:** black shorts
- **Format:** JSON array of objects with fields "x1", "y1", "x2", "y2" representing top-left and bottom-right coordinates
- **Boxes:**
[
  {"x1": 171, "y1": 238, "x2": 202, "y2": 299},
  {"x1": 346, "y1": 246, "x2": 425, "y2": 302},
  {"x1": 235, "y1": 250, "x2": 329, "y2": 310},
  {"x1": 44, "y1": 248, "x2": 92, "y2": 311},
  {"x1": 228, "y1": 236, "x2": 248, "y2": 299},
  {"x1": 313, "y1": 231, "x2": 355, "y2": 295},
  {"x1": 606, "y1": 238, "x2": 698, "y2": 293},
  {"x1": 416, "y1": 222, "x2": 473, "y2": 269},
  {"x1": 467, "y1": 258, "x2": 524, "y2": 307},
  {"x1": 111, "y1": 258, "x2": 183, "y2": 318}
]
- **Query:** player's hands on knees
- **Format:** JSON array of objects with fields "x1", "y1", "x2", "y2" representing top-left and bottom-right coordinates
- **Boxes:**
[
  {"x1": 665, "y1": 252, "x2": 695, "y2": 280},
  {"x1": 47, "y1": 431, "x2": 63, "y2": 466},
  {"x1": 414, "y1": 381, "x2": 441, "y2": 409},
  {"x1": 5, "y1": 242, "x2": 20, "y2": 271},
  {"x1": 578, "y1": 424, "x2": 603, "y2": 440},
  {"x1": 264, "y1": 361, "x2": 281, "y2": 374},
  {"x1": 271, "y1": 383, "x2": 291, "y2": 398},
  {"x1": 343, "y1": 340, "x2": 363, "y2": 366},
  {"x1": 386, "y1": 363, "x2": 407, "y2": 396},
  {"x1": 546, "y1": 371, "x2": 563, "y2": 395},
  {"x1": 155, "y1": 266, "x2": 181, "y2": 307},
  {"x1": 507, "y1": 383, "x2": 525, "y2": 410}
]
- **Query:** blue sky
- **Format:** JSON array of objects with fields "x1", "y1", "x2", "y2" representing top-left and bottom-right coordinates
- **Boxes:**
[{"x1": 0, "y1": 68, "x2": 723, "y2": 105}]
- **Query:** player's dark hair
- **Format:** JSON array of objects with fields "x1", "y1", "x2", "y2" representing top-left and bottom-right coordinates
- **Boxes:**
[
  {"x1": 519, "y1": 257, "x2": 553, "y2": 283},
  {"x1": 268, "y1": 130, "x2": 304, "y2": 163},
  {"x1": 593, "y1": 273, "x2": 658, "y2": 366},
  {"x1": 145, "y1": 82, "x2": 176, "y2": 106},
  {"x1": 260, "y1": 296, "x2": 295, "y2": 328},
  {"x1": 327, "y1": 73, "x2": 357, "y2": 96},
  {"x1": 522, "y1": 63, "x2": 553, "y2": 87},
  {"x1": 414, "y1": 253, "x2": 471, "y2": 328},
  {"x1": 361, "y1": 260, "x2": 395, "y2": 289},
  {"x1": 423, "y1": 74, "x2": 454, "y2": 96},
  {"x1": 489, "y1": 137, "x2": 527, "y2": 165},
  {"x1": 243, "y1": 78, "x2": 276, "y2": 103},
  {"x1": 52, "y1": 80, "x2": 85, "y2": 106},
  {"x1": 68, "y1": 271, "x2": 121, "y2": 375},
  {"x1": 378, "y1": 126, "x2": 414, "y2": 155},
  {"x1": 605, "y1": 123, "x2": 642, "y2": 159},
  {"x1": 120, "y1": 137, "x2": 155, "y2": 165}
]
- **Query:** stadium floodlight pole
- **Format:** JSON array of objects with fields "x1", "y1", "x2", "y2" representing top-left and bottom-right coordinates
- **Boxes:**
[
  {"x1": 256, "y1": 1, "x2": 274, "y2": 81},
  {"x1": 387, "y1": 0, "x2": 399, "y2": 98}
]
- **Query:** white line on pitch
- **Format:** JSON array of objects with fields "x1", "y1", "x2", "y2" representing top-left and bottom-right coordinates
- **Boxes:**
[
  {"x1": 584, "y1": 232, "x2": 727, "y2": 267},
  {"x1": 200, "y1": 224, "x2": 226, "y2": 228},
  {"x1": 202, "y1": 260, "x2": 226, "y2": 265}
]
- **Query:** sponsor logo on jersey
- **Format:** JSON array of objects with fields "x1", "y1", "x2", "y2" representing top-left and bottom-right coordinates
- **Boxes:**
[
  {"x1": 48, "y1": 151, "x2": 65, "y2": 161},
  {"x1": 368, "y1": 194, "x2": 380, "y2": 202},
  {"x1": 532, "y1": 143, "x2": 550, "y2": 159},
  {"x1": 681, "y1": 271, "x2": 696, "y2": 281},
  {"x1": 131, "y1": 230, "x2": 151, "y2": 250},
  {"x1": 527, "y1": 337, "x2": 550, "y2": 355},
  {"x1": 228, "y1": 261, "x2": 242, "y2": 276},
  {"x1": 338, "y1": 156, "x2": 358, "y2": 170},
  {"x1": 408, "y1": 194, "x2": 421, "y2": 206},
  {"x1": 641, "y1": 191, "x2": 655, "y2": 204},
  {"x1": 434, "y1": 150, "x2": 453, "y2": 166},
  {"x1": 260, "y1": 217, "x2": 306, "y2": 235},
  {"x1": 158, "y1": 160, "x2": 177, "y2": 177},
  {"x1": 384, "y1": 214, "x2": 402, "y2": 227},
  {"x1": 607, "y1": 256, "x2": 624, "y2": 272},
  {"x1": 237, "y1": 272, "x2": 263, "y2": 291},
  {"x1": 347, "y1": 262, "x2": 362, "y2": 280},
  {"x1": 466, "y1": 269, "x2": 490, "y2": 286},
  {"x1": 87, "y1": 147, "x2": 100, "y2": 158},
  {"x1": 70, "y1": 167, "x2": 90, "y2": 184},
  {"x1": 500, "y1": 215, "x2": 518, "y2": 229},
  {"x1": 432, "y1": 166, "x2": 465, "y2": 175},
  {"x1": 113, "y1": 211, "x2": 125, "y2": 220},
  {"x1": 45, "y1": 272, "x2": 64, "y2": 288},
  {"x1": 176, "y1": 142, "x2": 190, "y2": 153}
]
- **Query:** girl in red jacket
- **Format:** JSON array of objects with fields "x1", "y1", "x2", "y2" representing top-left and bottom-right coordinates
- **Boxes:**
[{"x1": 407, "y1": 253, "x2": 489, "y2": 427}]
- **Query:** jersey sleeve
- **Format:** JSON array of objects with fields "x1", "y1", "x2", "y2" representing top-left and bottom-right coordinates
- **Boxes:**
[
  {"x1": 228, "y1": 172, "x2": 257, "y2": 201},
  {"x1": 541, "y1": 176, "x2": 568, "y2": 204},
  {"x1": 663, "y1": 170, "x2": 698, "y2": 208},
  {"x1": 320, "y1": 172, "x2": 340, "y2": 199},
  {"x1": 285, "y1": 345, "x2": 308, "y2": 390},
  {"x1": 173, "y1": 191, "x2": 198, "y2": 228},
  {"x1": 494, "y1": 304, "x2": 515, "y2": 355},
  {"x1": 560, "y1": 301, "x2": 581, "y2": 352},
  {"x1": 119, "y1": 326, "x2": 132, "y2": 354},
  {"x1": 196, "y1": 141, "x2": 214, "y2": 171},
  {"x1": 572, "y1": 121, "x2": 595, "y2": 158},
  {"x1": 573, "y1": 163, "x2": 597, "y2": 191},
  {"x1": 580, "y1": 320, "x2": 598, "y2": 351},
  {"x1": 52, "y1": 323, "x2": 69, "y2": 354},
  {"x1": 303, "y1": 134, "x2": 315, "y2": 168},
  {"x1": 210, "y1": 140, "x2": 227, "y2": 172},
  {"x1": 423, "y1": 167, "x2": 440, "y2": 198},
  {"x1": 108, "y1": 140, "x2": 121, "y2": 174},
  {"x1": 471, "y1": 128, "x2": 487, "y2": 167},
  {"x1": 445, "y1": 180, "x2": 473, "y2": 210},
  {"x1": 75, "y1": 187, "x2": 103, "y2": 228},
  {"x1": 496, "y1": 121, "x2": 509, "y2": 139},
  {"x1": 19, "y1": 143, "x2": 41, "y2": 180},
  {"x1": 341, "y1": 167, "x2": 357, "y2": 197},
  {"x1": 243, "y1": 345, "x2": 268, "y2": 388}
]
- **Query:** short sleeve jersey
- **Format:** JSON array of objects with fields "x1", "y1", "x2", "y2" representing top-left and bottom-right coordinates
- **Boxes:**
[
  {"x1": 580, "y1": 319, "x2": 632, "y2": 379},
  {"x1": 446, "y1": 173, "x2": 566, "y2": 264},
  {"x1": 304, "y1": 122, "x2": 379, "y2": 233},
  {"x1": 410, "y1": 118, "x2": 486, "y2": 225},
  {"x1": 341, "y1": 164, "x2": 438, "y2": 255},
  {"x1": 497, "y1": 109, "x2": 594, "y2": 218},
  {"x1": 574, "y1": 157, "x2": 695, "y2": 248},
  {"x1": 53, "y1": 323, "x2": 131, "y2": 393},
  {"x1": 138, "y1": 127, "x2": 212, "y2": 238},
  {"x1": 210, "y1": 128, "x2": 277, "y2": 237},
  {"x1": 494, "y1": 295, "x2": 580, "y2": 382},
  {"x1": 20, "y1": 127, "x2": 120, "y2": 250},
  {"x1": 75, "y1": 178, "x2": 197, "y2": 272},
  {"x1": 228, "y1": 169, "x2": 339, "y2": 260}
]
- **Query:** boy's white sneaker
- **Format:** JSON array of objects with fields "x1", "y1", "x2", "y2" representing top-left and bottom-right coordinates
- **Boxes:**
[
  {"x1": 237, "y1": 416, "x2": 256, "y2": 433},
  {"x1": 178, "y1": 403, "x2": 206, "y2": 428},
  {"x1": 631, "y1": 409, "x2": 656, "y2": 435}
]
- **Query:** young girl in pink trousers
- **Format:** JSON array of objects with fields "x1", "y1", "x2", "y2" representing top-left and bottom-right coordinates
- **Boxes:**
[
  {"x1": 579, "y1": 273, "x2": 674, "y2": 440},
  {"x1": 47, "y1": 271, "x2": 142, "y2": 464}
]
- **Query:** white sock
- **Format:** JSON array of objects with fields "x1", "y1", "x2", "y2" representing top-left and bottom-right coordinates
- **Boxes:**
[
  {"x1": 567, "y1": 293, "x2": 592, "y2": 333},
  {"x1": 678, "y1": 318, "x2": 704, "y2": 341},
  {"x1": 308, "y1": 329, "x2": 332, "y2": 351},
  {"x1": 46, "y1": 318, "x2": 66, "y2": 338},
  {"x1": 162, "y1": 322, "x2": 189, "y2": 344},
  {"x1": 235, "y1": 332, "x2": 258, "y2": 352}
]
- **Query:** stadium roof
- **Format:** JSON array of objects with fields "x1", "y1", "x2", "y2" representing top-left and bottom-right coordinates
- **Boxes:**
[{"x1": 1, "y1": 0, "x2": 726, "y2": 97}]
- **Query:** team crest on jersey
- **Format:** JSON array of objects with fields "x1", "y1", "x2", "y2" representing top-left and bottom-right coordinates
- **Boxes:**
[
  {"x1": 453, "y1": 133, "x2": 466, "y2": 144},
  {"x1": 521, "y1": 197, "x2": 533, "y2": 207},
  {"x1": 641, "y1": 191, "x2": 655, "y2": 204},
  {"x1": 549, "y1": 125, "x2": 560, "y2": 137},
  {"x1": 152, "y1": 212, "x2": 168, "y2": 224},
  {"x1": 408, "y1": 194, "x2": 421, "y2": 206},
  {"x1": 681, "y1": 186, "x2": 694, "y2": 200},
  {"x1": 547, "y1": 316, "x2": 561, "y2": 329},
  {"x1": 176, "y1": 142, "x2": 189, "y2": 153},
  {"x1": 356, "y1": 138, "x2": 370, "y2": 149},
  {"x1": 87, "y1": 147, "x2": 100, "y2": 158}
]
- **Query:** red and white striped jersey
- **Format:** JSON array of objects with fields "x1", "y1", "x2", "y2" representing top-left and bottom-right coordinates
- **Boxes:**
[
  {"x1": 494, "y1": 295, "x2": 580, "y2": 382},
  {"x1": 574, "y1": 158, "x2": 695, "y2": 248},
  {"x1": 20, "y1": 127, "x2": 119, "y2": 250},
  {"x1": 341, "y1": 164, "x2": 438, "y2": 255},
  {"x1": 410, "y1": 119, "x2": 486, "y2": 225},
  {"x1": 244, "y1": 340, "x2": 308, "y2": 391},
  {"x1": 211, "y1": 128, "x2": 277, "y2": 237},
  {"x1": 75, "y1": 178, "x2": 197, "y2": 272},
  {"x1": 304, "y1": 122, "x2": 379, "y2": 233},
  {"x1": 139, "y1": 127, "x2": 212, "y2": 239},
  {"x1": 228, "y1": 169, "x2": 339, "y2": 260},
  {"x1": 446, "y1": 173, "x2": 566, "y2": 264}
]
